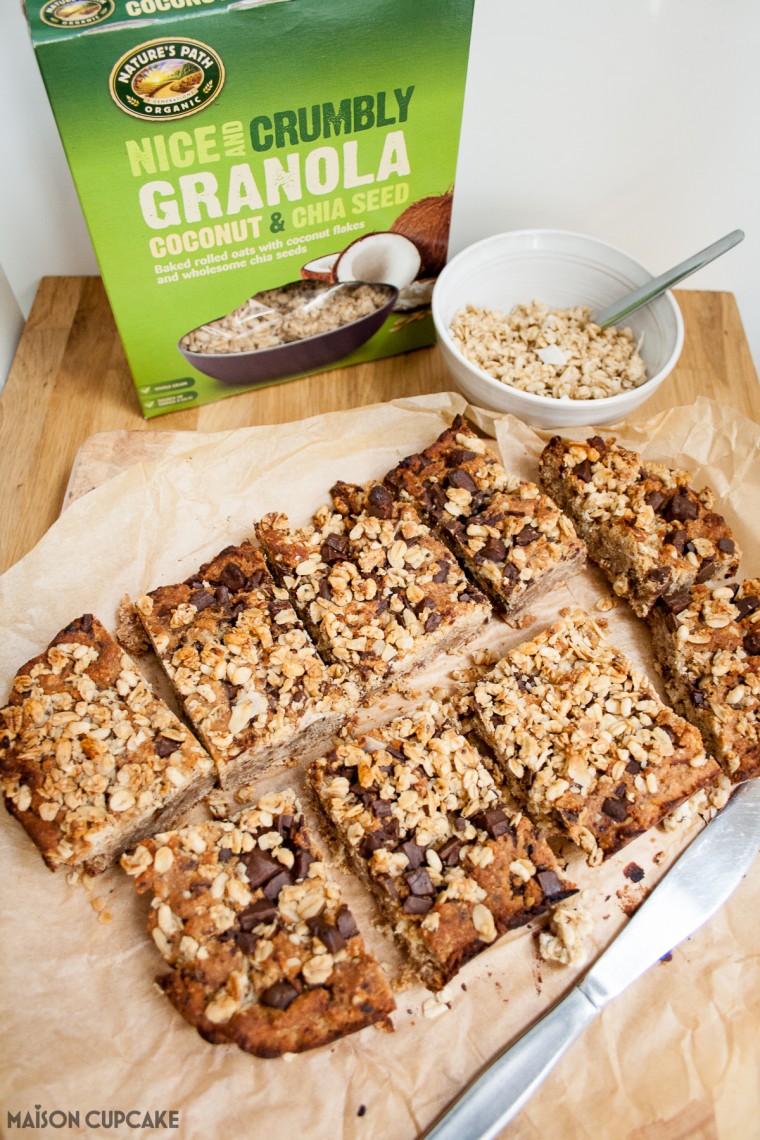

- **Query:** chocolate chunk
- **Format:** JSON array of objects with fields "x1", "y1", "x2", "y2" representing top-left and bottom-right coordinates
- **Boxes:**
[
  {"x1": 320, "y1": 532, "x2": 350, "y2": 564},
  {"x1": 647, "y1": 567, "x2": 670, "y2": 586},
  {"x1": 696, "y1": 558, "x2": 716, "y2": 584},
  {"x1": 189, "y1": 589, "x2": 215, "y2": 612},
  {"x1": 644, "y1": 490, "x2": 667, "y2": 512},
  {"x1": 432, "y1": 564, "x2": 450, "y2": 584},
  {"x1": 377, "y1": 874, "x2": 399, "y2": 901},
  {"x1": 623, "y1": 862, "x2": 645, "y2": 884},
  {"x1": 218, "y1": 561, "x2": 246, "y2": 592},
  {"x1": 660, "y1": 590, "x2": 691, "y2": 615},
  {"x1": 664, "y1": 528, "x2": 688, "y2": 555},
  {"x1": 318, "y1": 578, "x2": 333, "y2": 600},
  {"x1": 743, "y1": 631, "x2": 760, "y2": 656},
  {"x1": 406, "y1": 867, "x2": 434, "y2": 896},
  {"x1": 371, "y1": 797, "x2": 392, "y2": 818},
  {"x1": 263, "y1": 869, "x2": 293, "y2": 900},
  {"x1": 614, "y1": 783, "x2": 627, "y2": 799},
  {"x1": 153, "y1": 735, "x2": 178, "y2": 758},
  {"x1": 273, "y1": 812, "x2": 295, "y2": 836},
  {"x1": 292, "y1": 847, "x2": 315, "y2": 881},
  {"x1": 472, "y1": 807, "x2": 512, "y2": 839},
  {"x1": 625, "y1": 758, "x2": 642, "y2": 774},
  {"x1": 425, "y1": 612, "x2": 443, "y2": 634},
  {"x1": 235, "y1": 931, "x2": 260, "y2": 954},
  {"x1": 306, "y1": 917, "x2": 346, "y2": 954},
  {"x1": 453, "y1": 816, "x2": 467, "y2": 832},
  {"x1": 601, "y1": 797, "x2": 628, "y2": 822},
  {"x1": 502, "y1": 561, "x2": 519, "y2": 583},
  {"x1": 587, "y1": 435, "x2": 607, "y2": 456},
  {"x1": 514, "y1": 672, "x2": 534, "y2": 692},
  {"x1": 717, "y1": 537, "x2": 735, "y2": 554},
  {"x1": 335, "y1": 905, "x2": 359, "y2": 939},
  {"x1": 735, "y1": 595, "x2": 760, "y2": 620},
  {"x1": 241, "y1": 849, "x2": 281, "y2": 888},
  {"x1": 384, "y1": 744, "x2": 406, "y2": 761},
  {"x1": 402, "y1": 895, "x2": 433, "y2": 916},
  {"x1": 480, "y1": 536, "x2": 508, "y2": 562},
  {"x1": 514, "y1": 525, "x2": 540, "y2": 546},
  {"x1": 447, "y1": 448, "x2": 477, "y2": 465},
  {"x1": 689, "y1": 684, "x2": 707, "y2": 708},
  {"x1": 367, "y1": 484, "x2": 395, "y2": 519},
  {"x1": 217, "y1": 845, "x2": 234, "y2": 862},
  {"x1": 360, "y1": 831, "x2": 388, "y2": 859},
  {"x1": 573, "y1": 459, "x2": 593, "y2": 483},
  {"x1": 447, "y1": 468, "x2": 478, "y2": 493},
  {"x1": 536, "y1": 869, "x2": 564, "y2": 899},
  {"x1": 246, "y1": 569, "x2": 264, "y2": 590},
  {"x1": 400, "y1": 840, "x2": 425, "y2": 869},
  {"x1": 437, "y1": 837, "x2": 462, "y2": 867},
  {"x1": 239, "y1": 899, "x2": 278, "y2": 929},
  {"x1": 663, "y1": 491, "x2": 699, "y2": 522},
  {"x1": 215, "y1": 585, "x2": 230, "y2": 606},
  {"x1": 260, "y1": 981, "x2": 299, "y2": 1010}
]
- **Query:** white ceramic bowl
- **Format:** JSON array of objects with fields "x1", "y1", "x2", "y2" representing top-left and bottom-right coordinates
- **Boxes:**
[{"x1": 432, "y1": 229, "x2": 684, "y2": 427}]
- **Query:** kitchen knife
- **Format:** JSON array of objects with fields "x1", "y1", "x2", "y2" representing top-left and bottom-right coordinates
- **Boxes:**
[{"x1": 421, "y1": 778, "x2": 760, "y2": 1140}]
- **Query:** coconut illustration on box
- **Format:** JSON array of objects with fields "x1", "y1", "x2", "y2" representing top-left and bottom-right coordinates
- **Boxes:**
[{"x1": 178, "y1": 191, "x2": 453, "y2": 387}]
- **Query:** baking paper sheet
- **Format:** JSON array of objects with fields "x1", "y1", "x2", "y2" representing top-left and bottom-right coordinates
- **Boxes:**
[{"x1": 1, "y1": 393, "x2": 758, "y2": 1140}]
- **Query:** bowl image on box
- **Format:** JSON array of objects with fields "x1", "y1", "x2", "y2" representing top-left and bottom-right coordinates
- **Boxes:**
[
  {"x1": 432, "y1": 229, "x2": 684, "y2": 427},
  {"x1": 178, "y1": 280, "x2": 399, "y2": 387}
]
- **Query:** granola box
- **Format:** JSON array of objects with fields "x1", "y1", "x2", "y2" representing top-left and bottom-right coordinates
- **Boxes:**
[{"x1": 25, "y1": 0, "x2": 475, "y2": 416}]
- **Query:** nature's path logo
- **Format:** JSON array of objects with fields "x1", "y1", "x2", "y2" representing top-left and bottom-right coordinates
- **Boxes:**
[
  {"x1": 110, "y1": 38, "x2": 225, "y2": 121},
  {"x1": 41, "y1": 0, "x2": 114, "y2": 26}
]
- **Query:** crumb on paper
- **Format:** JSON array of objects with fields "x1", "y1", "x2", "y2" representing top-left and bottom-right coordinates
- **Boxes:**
[
  {"x1": 538, "y1": 895, "x2": 594, "y2": 968},
  {"x1": 595, "y1": 595, "x2": 617, "y2": 613}
]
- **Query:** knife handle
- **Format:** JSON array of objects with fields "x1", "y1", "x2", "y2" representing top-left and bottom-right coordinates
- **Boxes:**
[{"x1": 421, "y1": 986, "x2": 599, "y2": 1140}]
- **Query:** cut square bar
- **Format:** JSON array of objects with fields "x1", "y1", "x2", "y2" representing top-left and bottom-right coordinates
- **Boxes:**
[{"x1": 0, "y1": 614, "x2": 215, "y2": 873}]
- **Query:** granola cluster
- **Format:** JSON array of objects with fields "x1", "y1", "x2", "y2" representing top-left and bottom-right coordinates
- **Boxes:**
[{"x1": 449, "y1": 301, "x2": 646, "y2": 400}]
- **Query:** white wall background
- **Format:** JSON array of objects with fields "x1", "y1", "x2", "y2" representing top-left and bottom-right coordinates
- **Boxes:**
[{"x1": 1, "y1": 0, "x2": 758, "y2": 389}]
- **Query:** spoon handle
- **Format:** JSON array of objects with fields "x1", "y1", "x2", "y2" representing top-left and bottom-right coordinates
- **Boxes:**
[{"x1": 595, "y1": 229, "x2": 744, "y2": 329}]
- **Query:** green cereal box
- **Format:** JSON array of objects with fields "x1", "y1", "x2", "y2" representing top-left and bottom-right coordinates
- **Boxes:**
[{"x1": 25, "y1": 0, "x2": 475, "y2": 417}]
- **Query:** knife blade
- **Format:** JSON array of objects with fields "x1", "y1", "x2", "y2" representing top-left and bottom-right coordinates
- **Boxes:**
[{"x1": 421, "y1": 778, "x2": 760, "y2": 1140}]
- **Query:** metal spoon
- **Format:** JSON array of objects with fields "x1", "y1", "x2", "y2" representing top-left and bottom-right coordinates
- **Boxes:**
[{"x1": 595, "y1": 229, "x2": 744, "y2": 328}]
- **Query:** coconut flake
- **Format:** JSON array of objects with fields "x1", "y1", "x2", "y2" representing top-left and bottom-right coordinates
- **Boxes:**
[{"x1": 536, "y1": 344, "x2": 569, "y2": 367}]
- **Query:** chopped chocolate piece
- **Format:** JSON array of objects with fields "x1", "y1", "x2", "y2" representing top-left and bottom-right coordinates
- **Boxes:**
[
  {"x1": 189, "y1": 589, "x2": 216, "y2": 612},
  {"x1": 306, "y1": 917, "x2": 346, "y2": 954},
  {"x1": 696, "y1": 558, "x2": 716, "y2": 584},
  {"x1": 153, "y1": 735, "x2": 179, "y2": 759},
  {"x1": 402, "y1": 895, "x2": 434, "y2": 916},
  {"x1": 242, "y1": 849, "x2": 282, "y2": 889},
  {"x1": 472, "y1": 807, "x2": 512, "y2": 839},
  {"x1": 587, "y1": 435, "x2": 607, "y2": 456},
  {"x1": 400, "y1": 839, "x2": 426, "y2": 869},
  {"x1": 480, "y1": 537, "x2": 508, "y2": 562},
  {"x1": 664, "y1": 528, "x2": 688, "y2": 555},
  {"x1": 448, "y1": 448, "x2": 478, "y2": 465},
  {"x1": 260, "y1": 981, "x2": 300, "y2": 1010},
  {"x1": 366, "y1": 483, "x2": 394, "y2": 519},
  {"x1": 717, "y1": 537, "x2": 736, "y2": 554},
  {"x1": 744, "y1": 631, "x2": 760, "y2": 656},
  {"x1": 239, "y1": 899, "x2": 278, "y2": 929},
  {"x1": 335, "y1": 906, "x2": 359, "y2": 940},
  {"x1": 536, "y1": 869, "x2": 564, "y2": 898},
  {"x1": 406, "y1": 866, "x2": 434, "y2": 897},
  {"x1": 235, "y1": 931, "x2": 260, "y2": 954},
  {"x1": 660, "y1": 590, "x2": 692, "y2": 615},
  {"x1": 663, "y1": 491, "x2": 699, "y2": 522},
  {"x1": 514, "y1": 524, "x2": 540, "y2": 546},
  {"x1": 447, "y1": 468, "x2": 478, "y2": 493},
  {"x1": 320, "y1": 533, "x2": 350, "y2": 564},
  {"x1": 645, "y1": 490, "x2": 667, "y2": 512},
  {"x1": 218, "y1": 561, "x2": 247, "y2": 592},
  {"x1": 425, "y1": 612, "x2": 443, "y2": 634},
  {"x1": 573, "y1": 459, "x2": 593, "y2": 482},
  {"x1": 437, "y1": 837, "x2": 462, "y2": 866},
  {"x1": 735, "y1": 595, "x2": 760, "y2": 620},
  {"x1": 263, "y1": 869, "x2": 293, "y2": 900},
  {"x1": 623, "y1": 862, "x2": 645, "y2": 884},
  {"x1": 601, "y1": 797, "x2": 628, "y2": 822}
]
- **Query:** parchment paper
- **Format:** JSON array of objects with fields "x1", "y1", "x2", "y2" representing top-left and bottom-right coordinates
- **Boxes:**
[{"x1": 1, "y1": 393, "x2": 758, "y2": 1140}]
